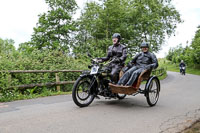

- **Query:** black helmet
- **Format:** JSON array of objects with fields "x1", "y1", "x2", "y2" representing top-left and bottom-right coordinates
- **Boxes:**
[
  {"x1": 112, "y1": 33, "x2": 121, "y2": 42},
  {"x1": 140, "y1": 42, "x2": 149, "y2": 48}
]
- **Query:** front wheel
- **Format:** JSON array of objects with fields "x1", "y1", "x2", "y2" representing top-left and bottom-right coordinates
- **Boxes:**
[
  {"x1": 183, "y1": 70, "x2": 185, "y2": 75},
  {"x1": 72, "y1": 76, "x2": 95, "y2": 107},
  {"x1": 117, "y1": 94, "x2": 126, "y2": 99},
  {"x1": 145, "y1": 76, "x2": 160, "y2": 107}
]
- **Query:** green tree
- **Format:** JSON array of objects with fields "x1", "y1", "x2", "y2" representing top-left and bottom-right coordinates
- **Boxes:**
[
  {"x1": 0, "y1": 38, "x2": 16, "y2": 54},
  {"x1": 166, "y1": 47, "x2": 174, "y2": 61},
  {"x1": 167, "y1": 25, "x2": 200, "y2": 67},
  {"x1": 73, "y1": 0, "x2": 182, "y2": 58},
  {"x1": 167, "y1": 44, "x2": 186, "y2": 63},
  {"x1": 22, "y1": 0, "x2": 77, "y2": 51},
  {"x1": 191, "y1": 25, "x2": 200, "y2": 64}
]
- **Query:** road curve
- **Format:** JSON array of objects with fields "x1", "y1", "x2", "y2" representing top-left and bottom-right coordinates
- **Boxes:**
[{"x1": 0, "y1": 71, "x2": 200, "y2": 133}]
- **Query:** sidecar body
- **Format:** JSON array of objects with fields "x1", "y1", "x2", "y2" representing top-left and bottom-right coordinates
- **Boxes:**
[{"x1": 109, "y1": 69, "x2": 160, "y2": 106}]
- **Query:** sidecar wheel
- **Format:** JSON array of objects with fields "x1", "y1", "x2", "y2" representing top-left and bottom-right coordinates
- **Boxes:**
[
  {"x1": 72, "y1": 76, "x2": 95, "y2": 107},
  {"x1": 117, "y1": 94, "x2": 126, "y2": 100},
  {"x1": 145, "y1": 76, "x2": 160, "y2": 107}
]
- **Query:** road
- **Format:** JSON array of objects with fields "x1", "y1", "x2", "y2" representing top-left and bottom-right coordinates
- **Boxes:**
[{"x1": 0, "y1": 71, "x2": 200, "y2": 133}]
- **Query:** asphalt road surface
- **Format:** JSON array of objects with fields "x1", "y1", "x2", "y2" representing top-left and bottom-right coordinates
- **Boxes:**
[{"x1": 0, "y1": 71, "x2": 200, "y2": 133}]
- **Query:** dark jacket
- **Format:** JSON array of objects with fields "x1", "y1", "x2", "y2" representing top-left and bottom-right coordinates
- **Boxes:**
[
  {"x1": 128, "y1": 52, "x2": 158, "y2": 70},
  {"x1": 179, "y1": 62, "x2": 186, "y2": 67},
  {"x1": 118, "y1": 51, "x2": 158, "y2": 86},
  {"x1": 101, "y1": 44, "x2": 127, "y2": 66}
]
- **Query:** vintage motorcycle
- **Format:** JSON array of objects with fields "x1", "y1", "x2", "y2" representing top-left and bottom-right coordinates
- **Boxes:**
[
  {"x1": 72, "y1": 54, "x2": 126, "y2": 107},
  {"x1": 72, "y1": 54, "x2": 160, "y2": 107}
]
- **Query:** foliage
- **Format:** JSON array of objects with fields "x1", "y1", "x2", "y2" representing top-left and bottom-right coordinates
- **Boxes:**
[
  {"x1": 191, "y1": 25, "x2": 200, "y2": 64},
  {"x1": 73, "y1": 0, "x2": 182, "y2": 58},
  {"x1": 0, "y1": 38, "x2": 16, "y2": 54},
  {"x1": 166, "y1": 25, "x2": 200, "y2": 68},
  {"x1": 19, "y1": 0, "x2": 77, "y2": 51},
  {"x1": 0, "y1": 48, "x2": 90, "y2": 102}
]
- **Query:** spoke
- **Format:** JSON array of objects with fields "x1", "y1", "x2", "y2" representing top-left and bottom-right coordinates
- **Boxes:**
[
  {"x1": 76, "y1": 79, "x2": 93, "y2": 104},
  {"x1": 149, "y1": 80, "x2": 159, "y2": 104}
]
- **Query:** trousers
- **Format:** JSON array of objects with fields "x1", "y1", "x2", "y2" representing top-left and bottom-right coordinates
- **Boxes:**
[
  {"x1": 117, "y1": 66, "x2": 145, "y2": 86},
  {"x1": 109, "y1": 64, "x2": 122, "y2": 83}
]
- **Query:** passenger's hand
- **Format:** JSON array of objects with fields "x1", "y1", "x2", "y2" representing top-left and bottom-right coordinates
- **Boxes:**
[
  {"x1": 144, "y1": 65, "x2": 151, "y2": 70},
  {"x1": 127, "y1": 62, "x2": 132, "y2": 68},
  {"x1": 122, "y1": 67, "x2": 129, "y2": 73}
]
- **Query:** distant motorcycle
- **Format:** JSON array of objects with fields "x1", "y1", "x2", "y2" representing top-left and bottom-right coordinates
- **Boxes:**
[{"x1": 180, "y1": 66, "x2": 185, "y2": 75}]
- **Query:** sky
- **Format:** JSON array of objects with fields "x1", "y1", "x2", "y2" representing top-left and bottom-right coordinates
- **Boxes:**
[
  {"x1": 159, "y1": 0, "x2": 200, "y2": 57},
  {"x1": 0, "y1": 0, "x2": 200, "y2": 58}
]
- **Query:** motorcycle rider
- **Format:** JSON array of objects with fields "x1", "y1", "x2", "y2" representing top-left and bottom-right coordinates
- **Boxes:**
[
  {"x1": 98, "y1": 33, "x2": 127, "y2": 83},
  {"x1": 116, "y1": 42, "x2": 158, "y2": 86},
  {"x1": 179, "y1": 60, "x2": 186, "y2": 74}
]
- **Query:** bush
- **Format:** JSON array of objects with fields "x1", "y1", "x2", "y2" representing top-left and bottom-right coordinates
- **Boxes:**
[{"x1": 0, "y1": 49, "x2": 90, "y2": 101}]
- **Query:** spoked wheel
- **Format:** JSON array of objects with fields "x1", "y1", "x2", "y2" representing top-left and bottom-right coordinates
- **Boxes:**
[
  {"x1": 145, "y1": 76, "x2": 160, "y2": 107},
  {"x1": 72, "y1": 76, "x2": 95, "y2": 107},
  {"x1": 117, "y1": 94, "x2": 126, "y2": 100}
]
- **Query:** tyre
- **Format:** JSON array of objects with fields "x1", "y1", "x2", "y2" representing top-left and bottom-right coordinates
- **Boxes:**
[
  {"x1": 183, "y1": 70, "x2": 185, "y2": 75},
  {"x1": 72, "y1": 76, "x2": 95, "y2": 107},
  {"x1": 145, "y1": 76, "x2": 160, "y2": 107},
  {"x1": 117, "y1": 94, "x2": 126, "y2": 99}
]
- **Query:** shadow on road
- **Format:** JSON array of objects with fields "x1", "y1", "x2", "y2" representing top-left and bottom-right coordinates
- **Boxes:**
[{"x1": 90, "y1": 97, "x2": 150, "y2": 109}]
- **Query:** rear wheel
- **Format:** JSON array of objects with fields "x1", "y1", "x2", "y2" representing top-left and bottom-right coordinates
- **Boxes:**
[
  {"x1": 72, "y1": 76, "x2": 95, "y2": 107},
  {"x1": 145, "y1": 76, "x2": 160, "y2": 107}
]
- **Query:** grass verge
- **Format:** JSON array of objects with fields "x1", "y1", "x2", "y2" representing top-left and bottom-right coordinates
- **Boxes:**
[
  {"x1": 182, "y1": 120, "x2": 200, "y2": 133},
  {"x1": 0, "y1": 91, "x2": 71, "y2": 102}
]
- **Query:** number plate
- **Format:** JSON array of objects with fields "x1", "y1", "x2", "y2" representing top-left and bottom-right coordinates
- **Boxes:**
[{"x1": 90, "y1": 66, "x2": 99, "y2": 74}]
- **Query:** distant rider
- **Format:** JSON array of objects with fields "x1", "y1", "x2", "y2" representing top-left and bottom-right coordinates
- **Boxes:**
[
  {"x1": 98, "y1": 33, "x2": 127, "y2": 83},
  {"x1": 179, "y1": 60, "x2": 186, "y2": 74}
]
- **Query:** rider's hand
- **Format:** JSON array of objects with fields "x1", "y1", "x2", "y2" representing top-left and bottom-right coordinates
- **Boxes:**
[
  {"x1": 113, "y1": 58, "x2": 121, "y2": 63},
  {"x1": 96, "y1": 58, "x2": 103, "y2": 63}
]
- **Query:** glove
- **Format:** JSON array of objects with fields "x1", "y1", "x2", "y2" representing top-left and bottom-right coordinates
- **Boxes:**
[
  {"x1": 122, "y1": 67, "x2": 129, "y2": 73},
  {"x1": 96, "y1": 58, "x2": 103, "y2": 63},
  {"x1": 144, "y1": 65, "x2": 152, "y2": 70},
  {"x1": 113, "y1": 58, "x2": 121, "y2": 63}
]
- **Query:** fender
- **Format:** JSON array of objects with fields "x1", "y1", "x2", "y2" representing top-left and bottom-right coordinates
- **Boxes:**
[
  {"x1": 79, "y1": 70, "x2": 90, "y2": 77},
  {"x1": 77, "y1": 72, "x2": 98, "y2": 95},
  {"x1": 144, "y1": 76, "x2": 160, "y2": 96}
]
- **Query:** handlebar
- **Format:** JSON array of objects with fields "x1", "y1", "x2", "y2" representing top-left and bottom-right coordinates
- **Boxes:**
[
  {"x1": 91, "y1": 58, "x2": 115, "y2": 66},
  {"x1": 104, "y1": 58, "x2": 115, "y2": 66}
]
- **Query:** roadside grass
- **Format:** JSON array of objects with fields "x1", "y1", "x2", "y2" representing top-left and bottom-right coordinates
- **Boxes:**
[
  {"x1": 158, "y1": 71, "x2": 167, "y2": 80},
  {"x1": 0, "y1": 91, "x2": 71, "y2": 102},
  {"x1": 182, "y1": 120, "x2": 200, "y2": 133}
]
